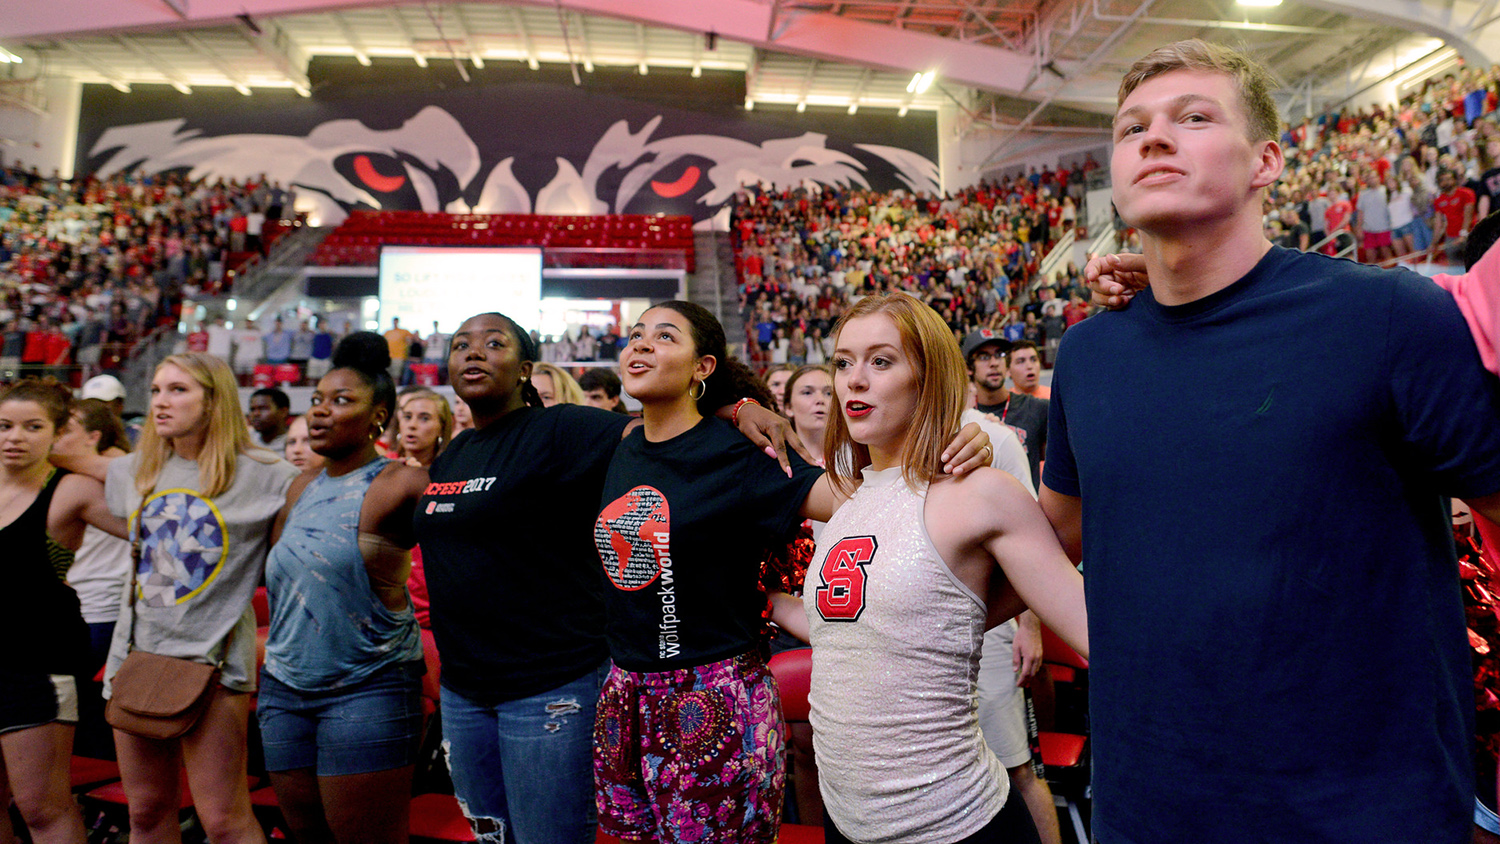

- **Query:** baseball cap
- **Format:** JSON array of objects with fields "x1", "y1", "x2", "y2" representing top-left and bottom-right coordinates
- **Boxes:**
[
  {"x1": 961, "y1": 328, "x2": 1011, "y2": 361},
  {"x1": 81, "y1": 374, "x2": 126, "y2": 402}
]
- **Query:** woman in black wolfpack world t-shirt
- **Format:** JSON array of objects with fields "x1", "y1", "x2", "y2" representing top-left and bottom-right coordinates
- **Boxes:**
[{"x1": 411, "y1": 311, "x2": 812, "y2": 844}]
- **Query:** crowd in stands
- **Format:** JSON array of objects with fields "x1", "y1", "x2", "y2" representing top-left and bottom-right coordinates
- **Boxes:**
[
  {"x1": 1267, "y1": 63, "x2": 1500, "y2": 266},
  {"x1": 0, "y1": 160, "x2": 294, "y2": 384},
  {"x1": 732, "y1": 166, "x2": 1098, "y2": 371}
]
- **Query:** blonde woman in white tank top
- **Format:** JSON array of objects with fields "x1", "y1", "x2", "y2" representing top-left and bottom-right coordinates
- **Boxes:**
[{"x1": 772, "y1": 292, "x2": 1088, "y2": 844}]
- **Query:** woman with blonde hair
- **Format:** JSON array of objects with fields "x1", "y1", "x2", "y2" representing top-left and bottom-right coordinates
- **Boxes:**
[
  {"x1": 103, "y1": 353, "x2": 297, "y2": 844},
  {"x1": 393, "y1": 387, "x2": 454, "y2": 467},
  {"x1": 776, "y1": 292, "x2": 1087, "y2": 844},
  {"x1": 391, "y1": 386, "x2": 454, "y2": 627},
  {"x1": 531, "y1": 362, "x2": 585, "y2": 407}
]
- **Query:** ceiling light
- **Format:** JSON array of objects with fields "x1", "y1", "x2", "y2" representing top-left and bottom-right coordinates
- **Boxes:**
[
  {"x1": 848, "y1": 103, "x2": 858, "y2": 115},
  {"x1": 899, "y1": 105, "x2": 909, "y2": 117},
  {"x1": 234, "y1": 83, "x2": 251, "y2": 96},
  {"x1": 172, "y1": 81, "x2": 191, "y2": 94},
  {"x1": 915, "y1": 71, "x2": 935, "y2": 94},
  {"x1": 906, "y1": 72, "x2": 922, "y2": 94},
  {"x1": 797, "y1": 101, "x2": 807, "y2": 112}
]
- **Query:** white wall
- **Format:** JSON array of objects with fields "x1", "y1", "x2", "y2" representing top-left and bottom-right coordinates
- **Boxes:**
[{"x1": 0, "y1": 76, "x2": 82, "y2": 178}]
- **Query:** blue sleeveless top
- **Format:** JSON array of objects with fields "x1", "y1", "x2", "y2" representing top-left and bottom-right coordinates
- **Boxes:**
[{"x1": 263, "y1": 457, "x2": 422, "y2": 691}]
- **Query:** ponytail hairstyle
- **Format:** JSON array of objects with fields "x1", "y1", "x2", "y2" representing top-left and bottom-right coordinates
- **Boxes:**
[
  {"x1": 464, "y1": 312, "x2": 544, "y2": 409},
  {"x1": 0, "y1": 377, "x2": 73, "y2": 431},
  {"x1": 330, "y1": 331, "x2": 396, "y2": 432},
  {"x1": 74, "y1": 397, "x2": 132, "y2": 454},
  {"x1": 825, "y1": 292, "x2": 967, "y2": 495},
  {"x1": 649, "y1": 300, "x2": 774, "y2": 416},
  {"x1": 136, "y1": 352, "x2": 260, "y2": 499}
]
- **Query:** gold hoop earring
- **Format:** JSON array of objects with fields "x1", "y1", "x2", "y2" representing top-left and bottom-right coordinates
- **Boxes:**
[{"x1": 689, "y1": 379, "x2": 706, "y2": 401}]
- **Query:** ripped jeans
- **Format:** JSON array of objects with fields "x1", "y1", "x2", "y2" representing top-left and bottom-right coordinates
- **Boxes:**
[{"x1": 441, "y1": 661, "x2": 609, "y2": 844}]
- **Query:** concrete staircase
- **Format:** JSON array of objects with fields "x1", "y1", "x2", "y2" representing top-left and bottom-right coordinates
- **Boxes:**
[{"x1": 688, "y1": 231, "x2": 744, "y2": 353}]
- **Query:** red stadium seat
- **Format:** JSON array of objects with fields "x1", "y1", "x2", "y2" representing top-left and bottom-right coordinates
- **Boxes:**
[
  {"x1": 767, "y1": 648, "x2": 824, "y2": 841},
  {"x1": 1038, "y1": 625, "x2": 1090, "y2": 844},
  {"x1": 409, "y1": 793, "x2": 474, "y2": 842}
]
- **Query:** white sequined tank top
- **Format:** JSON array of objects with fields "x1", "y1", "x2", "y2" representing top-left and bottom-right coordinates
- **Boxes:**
[{"x1": 805, "y1": 465, "x2": 1008, "y2": 844}]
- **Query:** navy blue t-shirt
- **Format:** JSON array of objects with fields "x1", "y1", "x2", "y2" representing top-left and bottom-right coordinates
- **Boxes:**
[
  {"x1": 413, "y1": 404, "x2": 631, "y2": 705},
  {"x1": 1044, "y1": 246, "x2": 1500, "y2": 843}
]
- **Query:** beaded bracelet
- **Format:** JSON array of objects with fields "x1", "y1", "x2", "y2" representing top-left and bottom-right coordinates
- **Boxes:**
[{"x1": 731, "y1": 397, "x2": 760, "y2": 427}]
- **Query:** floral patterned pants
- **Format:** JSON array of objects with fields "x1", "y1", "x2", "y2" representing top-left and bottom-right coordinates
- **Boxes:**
[{"x1": 593, "y1": 651, "x2": 785, "y2": 843}]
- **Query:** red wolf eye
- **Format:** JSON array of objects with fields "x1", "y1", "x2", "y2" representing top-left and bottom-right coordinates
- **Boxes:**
[
  {"x1": 353, "y1": 154, "x2": 407, "y2": 193},
  {"x1": 651, "y1": 165, "x2": 701, "y2": 198}
]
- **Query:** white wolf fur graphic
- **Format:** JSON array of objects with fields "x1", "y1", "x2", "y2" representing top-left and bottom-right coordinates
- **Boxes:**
[{"x1": 89, "y1": 106, "x2": 939, "y2": 227}]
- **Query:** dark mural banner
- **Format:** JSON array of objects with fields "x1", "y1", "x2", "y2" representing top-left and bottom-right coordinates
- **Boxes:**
[{"x1": 76, "y1": 60, "x2": 939, "y2": 227}]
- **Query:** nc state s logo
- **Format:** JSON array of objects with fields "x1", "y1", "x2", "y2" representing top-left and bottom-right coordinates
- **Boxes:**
[{"x1": 815, "y1": 536, "x2": 877, "y2": 621}]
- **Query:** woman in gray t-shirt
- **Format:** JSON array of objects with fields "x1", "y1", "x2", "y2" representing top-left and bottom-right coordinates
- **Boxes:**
[{"x1": 104, "y1": 353, "x2": 295, "y2": 844}]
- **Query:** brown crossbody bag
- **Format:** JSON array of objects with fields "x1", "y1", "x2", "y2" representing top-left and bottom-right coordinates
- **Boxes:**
[{"x1": 104, "y1": 495, "x2": 223, "y2": 740}]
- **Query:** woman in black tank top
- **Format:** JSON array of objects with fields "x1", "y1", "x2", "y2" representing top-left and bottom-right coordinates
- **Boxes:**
[{"x1": 0, "y1": 379, "x2": 123, "y2": 844}]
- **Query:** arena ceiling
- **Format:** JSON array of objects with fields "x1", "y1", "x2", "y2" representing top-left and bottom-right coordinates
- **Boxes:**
[{"x1": 0, "y1": 0, "x2": 1490, "y2": 145}]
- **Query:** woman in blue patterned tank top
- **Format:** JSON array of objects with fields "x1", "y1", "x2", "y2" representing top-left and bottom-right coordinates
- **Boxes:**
[{"x1": 260, "y1": 333, "x2": 429, "y2": 844}]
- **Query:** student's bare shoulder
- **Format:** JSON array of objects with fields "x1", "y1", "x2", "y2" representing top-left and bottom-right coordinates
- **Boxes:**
[{"x1": 926, "y1": 467, "x2": 1032, "y2": 528}]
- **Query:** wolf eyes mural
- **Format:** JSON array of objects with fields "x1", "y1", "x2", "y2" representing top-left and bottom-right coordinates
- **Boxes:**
[{"x1": 81, "y1": 80, "x2": 941, "y2": 229}]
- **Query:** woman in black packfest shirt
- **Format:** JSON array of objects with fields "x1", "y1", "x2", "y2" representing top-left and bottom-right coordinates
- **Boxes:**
[
  {"x1": 591, "y1": 302, "x2": 992, "y2": 843},
  {"x1": 411, "y1": 311, "x2": 820, "y2": 844}
]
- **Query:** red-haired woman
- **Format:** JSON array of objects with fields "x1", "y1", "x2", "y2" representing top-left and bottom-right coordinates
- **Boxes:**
[{"x1": 792, "y1": 292, "x2": 1087, "y2": 844}]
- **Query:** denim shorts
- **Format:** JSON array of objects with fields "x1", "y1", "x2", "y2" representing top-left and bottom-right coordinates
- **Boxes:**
[{"x1": 258, "y1": 660, "x2": 424, "y2": 776}]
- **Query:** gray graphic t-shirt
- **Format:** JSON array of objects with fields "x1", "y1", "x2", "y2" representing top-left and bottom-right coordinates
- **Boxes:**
[{"x1": 104, "y1": 451, "x2": 295, "y2": 694}]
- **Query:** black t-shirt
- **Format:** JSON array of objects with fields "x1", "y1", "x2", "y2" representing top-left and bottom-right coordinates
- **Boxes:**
[
  {"x1": 413, "y1": 404, "x2": 631, "y2": 705},
  {"x1": 594, "y1": 417, "x2": 821, "y2": 671},
  {"x1": 976, "y1": 392, "x2": 1048, "y2": 489}
]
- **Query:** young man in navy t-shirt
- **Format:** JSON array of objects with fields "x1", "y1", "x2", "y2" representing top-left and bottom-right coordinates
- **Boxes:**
[{"x1": 1041, "y1": 39, "x2": 1500, "y2": 843}]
